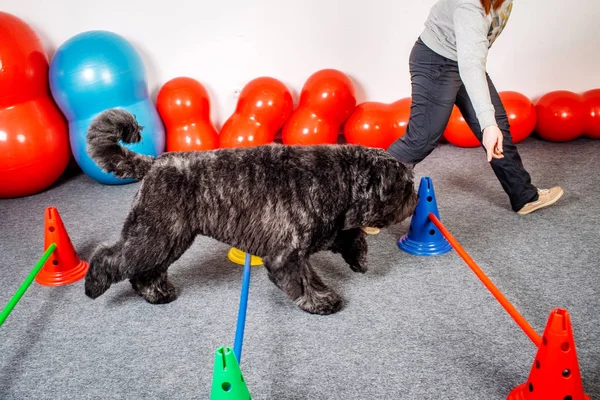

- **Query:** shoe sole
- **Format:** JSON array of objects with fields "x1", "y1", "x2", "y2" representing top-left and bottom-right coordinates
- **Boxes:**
[
  {"x1": 361, "y1": 227, "x2": 381, "y2": 235},
  {"x1": 517, "y1": 188, "x2": 564, "y2": 215}
]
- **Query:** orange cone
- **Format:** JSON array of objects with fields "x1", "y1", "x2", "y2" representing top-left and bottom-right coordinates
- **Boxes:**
[
  {"x1": 508, "y1": 308, "x2": 591, "y2": 400},
  {"x1": 36, "y1": 207, "x2": 88, "y2": 286}
]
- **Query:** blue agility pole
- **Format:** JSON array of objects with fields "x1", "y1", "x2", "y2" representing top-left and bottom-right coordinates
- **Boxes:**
[{"x1": 233, "y1": 252, "x2": 252, "y2": 363}]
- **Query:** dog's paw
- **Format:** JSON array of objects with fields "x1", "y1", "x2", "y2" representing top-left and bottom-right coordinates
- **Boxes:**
[
  {"x1": 84, "y1": 277, "x2": 111, "y2": 299},
  {"x1": 348, "y1": 250, "x2": 368, "y2": 273},
  {"x1": 337, "y1": 231, "x2": 368, "y2": 273},
  {"x1": 295, "y1": 289, "x2": 344, "y2": 315},
  {"x1": 349, "y1": 259, "x2": 368, "y2": 274},
  {"x1": 133, "y1": 278, "x2": 178, "y2": 305},
  {"x1": 342, "y1": 248, "x2": 367, "y2": 273}
]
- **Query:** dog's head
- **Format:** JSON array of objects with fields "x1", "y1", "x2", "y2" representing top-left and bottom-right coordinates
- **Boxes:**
[{"x1": 344, "y1": 151, "x2": 418, "y2": 230}]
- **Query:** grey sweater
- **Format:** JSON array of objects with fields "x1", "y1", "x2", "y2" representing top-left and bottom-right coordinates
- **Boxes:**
[{"x1": 420, "y1": 0, "x2": 514, "y2": 131}]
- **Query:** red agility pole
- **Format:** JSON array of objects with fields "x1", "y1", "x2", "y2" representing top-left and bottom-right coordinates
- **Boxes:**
[{"x1": 428, "y1": 212, "x2": 542, "y2": 348}]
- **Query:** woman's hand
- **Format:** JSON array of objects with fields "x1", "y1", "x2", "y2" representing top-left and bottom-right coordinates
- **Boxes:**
[{"x1": 482, "y1": 125, "x2": 504, "y2": 162}]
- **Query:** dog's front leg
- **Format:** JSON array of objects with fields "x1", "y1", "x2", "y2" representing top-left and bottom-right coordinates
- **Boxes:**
[
  {"x1": 329, "y1": 228, "x2": 368, "y2": 273},
  {"x1": 263, "y1": 253, "x2": 344, "y2": 315},
  {"x1": 129, "y1": 270, "x2": 177, "y2": 304}
]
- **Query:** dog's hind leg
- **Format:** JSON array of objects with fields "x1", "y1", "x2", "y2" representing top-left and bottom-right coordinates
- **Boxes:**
[
  {"x1": 125, "y1": 228, "x2": 197, "y2": 305},
  {"x1": 263, "y1": 253, "x2": 343, "y2": 315},
  {"x1": 86, "y1": 205, "x2": 197, "y2": 304},
  {"x1": 129, "y1": 270, "x2": 178, "y2": 305},
  {"x1": 329, "y1": 228, "x2": 368, "y2": 273},
  {"x1": 85, "y1": 240, "x2": 126, "y2": 299}
]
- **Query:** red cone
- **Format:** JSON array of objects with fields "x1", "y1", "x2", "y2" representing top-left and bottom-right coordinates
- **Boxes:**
[
  {"x1": 36, "y1": 207, "x2": 88, "y2": 286},
  {"x1": 508, "y1": 308, "x2": 591, "y2": 400}
]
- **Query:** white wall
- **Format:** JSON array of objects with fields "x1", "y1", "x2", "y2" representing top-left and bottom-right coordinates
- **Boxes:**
[{"x1": 2, "y1": 0, "x2": 599, "y2": 127}]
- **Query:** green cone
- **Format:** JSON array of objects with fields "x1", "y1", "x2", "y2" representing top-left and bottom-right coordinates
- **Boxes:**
[{"x1": 210, "y1": 346, "x2": 251, "y2": 399}]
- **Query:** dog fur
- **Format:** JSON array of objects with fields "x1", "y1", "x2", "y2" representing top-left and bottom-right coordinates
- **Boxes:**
[{"x1": 84, "y1": 108, "x2": 418, "y2": 315}]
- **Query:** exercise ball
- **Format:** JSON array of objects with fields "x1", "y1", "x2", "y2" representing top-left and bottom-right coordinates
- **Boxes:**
[
  {"x1": 499, "y1": 91, "x2": 536, "y2": 143},
  {"x1": 0, "y1": 12, "x2": 70, "y2": 198},
  {"x1": 220, "y1": 77, "x2": 292, "y2": 148},
  {"x1": 535, "y1": 91, "x2": 584, "y2": 142},
  {"x1": 582, "y1": 89, "x2": 600, "y2": 139},
  {"x1": 282, "y1": 69, "x2": 356, "y2": 145},
  {"x1": 157, "y1": 77, "x2": 219, "y2": 152},
  {"x1": 49, "y1": 30, "x2": 165, "y2": 184},
  {"x1": 443, "y1": 106, "x2": 480, "y2": 148},
  {"x1": 343, "y1": 97, "x2": 411, "y2": 149}
]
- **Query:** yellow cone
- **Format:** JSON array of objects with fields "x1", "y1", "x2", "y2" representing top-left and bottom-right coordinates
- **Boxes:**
[{"x1": 227, "y1": 248, "x2": 263, "y2": 266}]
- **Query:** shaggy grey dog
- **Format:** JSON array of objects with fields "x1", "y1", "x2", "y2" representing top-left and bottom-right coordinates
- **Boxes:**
[{"x1": 84, "y1": 108, "x2": 418, "y2": 315}]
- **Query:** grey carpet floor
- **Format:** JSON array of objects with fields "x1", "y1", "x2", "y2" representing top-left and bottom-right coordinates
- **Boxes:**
[{"x1": 1, "y1": 137, "x2": 599, "y2": 400}]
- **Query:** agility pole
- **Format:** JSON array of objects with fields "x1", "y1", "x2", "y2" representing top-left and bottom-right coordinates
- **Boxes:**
[
  {"x1": 0, "y1": 243, "x2": 57, "y2": 327},
  {"x1": 233, "y1": 252, "x2": 252, "y2": 363},
  {"x1": 428, "y1": 213, "x2": 542, "y2": 348}
]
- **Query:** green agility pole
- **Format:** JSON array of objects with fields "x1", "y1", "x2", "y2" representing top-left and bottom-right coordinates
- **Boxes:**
[{"x1": 0, "y1": 243, "x2": 56, "y2": 327}]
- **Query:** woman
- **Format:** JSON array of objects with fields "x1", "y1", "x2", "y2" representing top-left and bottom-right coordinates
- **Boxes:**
[{"x1": 387, "y1": 0, "x2": 563, "y2": 216}]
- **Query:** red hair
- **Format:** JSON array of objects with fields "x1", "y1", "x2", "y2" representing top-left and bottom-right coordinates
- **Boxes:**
[{"x1": 480, "y1": 0, "x2": 507, "y2": 14}]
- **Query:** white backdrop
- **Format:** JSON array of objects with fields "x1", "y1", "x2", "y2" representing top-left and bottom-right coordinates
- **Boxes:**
[{"x1": 2, "y1": 0, "x2": 599, "y2": 127}]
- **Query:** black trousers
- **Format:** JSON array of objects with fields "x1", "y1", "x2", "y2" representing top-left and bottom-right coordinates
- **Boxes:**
[{"x1": 388, "y1": 38, "x2": 538, "y2": 211}]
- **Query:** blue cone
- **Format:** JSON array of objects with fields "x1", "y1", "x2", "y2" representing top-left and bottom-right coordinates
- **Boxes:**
[{"x1": 398, "y1": 176, "x2": 452, "y2": 256}]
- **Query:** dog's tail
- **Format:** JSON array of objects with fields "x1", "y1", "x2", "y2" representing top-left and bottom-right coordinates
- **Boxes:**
[{"x1": 86, "y1": 108, "x2": 155, "y2": 180}]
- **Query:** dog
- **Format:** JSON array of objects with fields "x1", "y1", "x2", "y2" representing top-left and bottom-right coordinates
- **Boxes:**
[{"x1": 84, "y1": 108, "x2": 418, "y2": 315}]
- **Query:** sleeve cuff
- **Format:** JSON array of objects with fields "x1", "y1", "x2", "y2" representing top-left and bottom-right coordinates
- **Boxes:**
[{"x1": 478, "y1": 110, "x2": 497, "y2": 131}]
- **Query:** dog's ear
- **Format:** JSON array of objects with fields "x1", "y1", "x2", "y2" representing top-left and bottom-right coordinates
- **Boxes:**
[
  {"x1": 343, "y1": 203, "x2": 362, "y2": 230},
  {"x1": 376, "y1": 160, "x2": 402, "y2": 202},
  {"x1": 398, "y1": 186, "x2": 419, "y2": 223}
]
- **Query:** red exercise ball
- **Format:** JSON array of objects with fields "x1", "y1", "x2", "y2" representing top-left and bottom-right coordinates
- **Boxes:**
[
  {"x1": 535, "y1": 90, "x2": 585, "y2": 142},
  {"x1": 443, "y1": 106, "x2": 480, "y2": 148},
  {"x1": 582, "y1": 89, "x2": 600, "y2": 139},
  {"x1": 219, "y1": 77, "x2": 293, "y2": 148},
  {"x1": 282, "y1": 69, "x2": 356, "y2": 145},
  {"x1": 157, "y1": 77, "x2": 219, "y2": 152},
  {"x1": 0, "y1": 12, "x2": 70, "y2": 198},
  {"x1": 343, "y1": 97, "x2": 411, "y2": 149},
  {"x1": 499, "y1": 91, "x2": 536, "y2": 143}
]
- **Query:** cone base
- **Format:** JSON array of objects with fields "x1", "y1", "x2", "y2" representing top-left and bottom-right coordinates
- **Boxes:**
[
  {"x1": 211, "y1": 346, "x2": 251, "y2": 399},
  {"x1": 397, "y1": 233, "x2": 452, "y2": 256},
  {"x1": 507, "y1": 384, "x2": 529, "y2": 400},
  {"x1": 227, "y1": 248, "x2": 263, "y2": 266},
  {"x1": 35, "y1": 260, "x2": 89, "y2": 286},
  {"x1": 507, "y1": 383, "x2": 591, "y2": 400}
]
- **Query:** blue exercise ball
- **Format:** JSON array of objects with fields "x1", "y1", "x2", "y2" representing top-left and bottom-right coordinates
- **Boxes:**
[{"x1": 49, "y1": 30, "x2": 165, "y2": 184}]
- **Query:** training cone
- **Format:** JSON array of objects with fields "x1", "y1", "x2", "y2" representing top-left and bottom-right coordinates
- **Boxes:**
[
  {"x1": 210, "y1": 346, "x2": 251, "y2": 399},
  {"x1": 398, "y1": 176, "x2": 452, "y2": 256},
  {"x1": 36, "y1": 207, "x2": 88, "y2": 286},
  {"x1": 508, "y1": 308, "x2": 591, "y2": 400},
  {"x1": 228, "y1": 247, "x2": 263, "y2": 266}
]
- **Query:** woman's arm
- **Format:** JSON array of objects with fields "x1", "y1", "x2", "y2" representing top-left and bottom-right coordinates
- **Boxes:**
[
  {"x1": 453, "y1": 3, "x2": 505, "y2": 161},
  {"x1": 453, "y1": 3, "x2": 497, "y2": 131}
]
